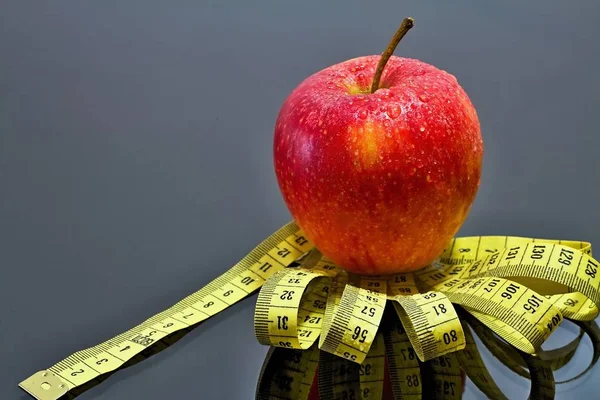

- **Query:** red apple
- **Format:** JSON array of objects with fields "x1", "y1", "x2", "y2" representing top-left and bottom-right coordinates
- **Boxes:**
[{"x1": 274, "y1": 19, "x2": 483, "y2": 274}]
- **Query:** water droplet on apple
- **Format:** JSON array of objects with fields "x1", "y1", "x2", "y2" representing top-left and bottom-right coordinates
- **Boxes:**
[
  {"x1": 386, "y1": 104, "x2": 401, "y2": 119},
  {"x1": 383, "y1": 120, "x2": 391, "y2": 127},
  {"x1": 357, "y1": 72, "x2": 365, "y2": 80},
  {"x1": 419, "y1": 126, "x2": 426, "y2": 132},
  {"x1": 358, "y1": 109, "x2": 368, "y2": 119}
]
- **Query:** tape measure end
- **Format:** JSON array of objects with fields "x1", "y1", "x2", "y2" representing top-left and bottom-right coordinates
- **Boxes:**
[{"x1": 19, "y1": 370, "x2": 69, "y2": 400}]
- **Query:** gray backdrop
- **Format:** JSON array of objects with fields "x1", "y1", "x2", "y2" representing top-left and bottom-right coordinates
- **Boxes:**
[{"x1": 1, "y1": 1, "x2": 599, "y2": 399}]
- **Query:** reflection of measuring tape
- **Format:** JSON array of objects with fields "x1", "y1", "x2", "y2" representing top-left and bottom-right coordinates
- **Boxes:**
[{"x1": 19, "y1": 221, "x2": 600, "y2": 399}]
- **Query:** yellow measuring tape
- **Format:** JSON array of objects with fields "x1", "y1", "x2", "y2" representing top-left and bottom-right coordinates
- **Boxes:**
[{"x1": 19, "y1": 221, "x2": 600, "y2": 399}]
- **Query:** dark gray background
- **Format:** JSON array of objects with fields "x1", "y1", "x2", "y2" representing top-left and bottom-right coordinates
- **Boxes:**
[{"x1": 1, "y1": 1, "x2": 599, "y2": 399}]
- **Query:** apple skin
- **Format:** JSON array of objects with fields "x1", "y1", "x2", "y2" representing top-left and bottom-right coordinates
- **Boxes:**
[{"x1": 274, "y1": 55, "x2": 482, "y2": 275}]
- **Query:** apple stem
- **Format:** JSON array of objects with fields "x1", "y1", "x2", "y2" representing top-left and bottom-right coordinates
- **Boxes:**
[{"x1": 370, "y1": 17, "x2": 415, "y2": 93}]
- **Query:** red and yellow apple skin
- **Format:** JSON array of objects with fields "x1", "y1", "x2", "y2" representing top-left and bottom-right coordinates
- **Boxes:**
[{"x1": 274, "y1": 55, "x2": 483, "y2": 275}]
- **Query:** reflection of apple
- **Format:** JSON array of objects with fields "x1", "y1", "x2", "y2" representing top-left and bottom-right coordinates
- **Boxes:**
[{"x1": 274, "y1": 18, "x2": 483, "y2": 274}]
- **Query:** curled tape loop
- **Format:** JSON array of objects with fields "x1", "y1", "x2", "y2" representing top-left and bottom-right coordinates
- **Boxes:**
[
  {"x1": 391, "y1": 291, "x2": 465, "y2": 361},
  {"x1": 318, "y1": 273, "x2": 387, "y2": 364},
  {"x1": 254, "y1": 266, "x2": 330, "y2": 350},
  {"x1": 432, "y1": 277, "x2": 563, "y2": 354}
]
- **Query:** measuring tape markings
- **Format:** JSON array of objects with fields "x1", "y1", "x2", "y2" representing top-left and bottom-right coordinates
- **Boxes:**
[
  {"x1": 415, "y1": 237, "x2": 600, "y2": 355},
  {"x1": 318, "y1": 273, "x2": 387, "y2": 365},
  {"x1": 546, "y1": 292, "x2": 598, "y2": 322},
  {"x1": 439, "y1": 236, "x2": 592, "y2": 265},
  {"x1": 382, "y1": 314, "x2": 423, "y2": 399},
  {"x1": 296, "y1": 279, "x2": 333, "y2": 346},
  {"x1": 254, "y1": 256, "x2": 331, "y2": 349},
  {"x1": 391, "y1": 290, "x2": 465, "y2": 362},
  {"x1": 421, "y1": 352, "x2": 463, "y2": 400},
  {"x1": 428, "y1": 276, "x2": 563, "y2": 354},
  {"x1": 386, "y1": 271, "x2": 467, "y2": 363},
  {"x1": 422, "y1": 238, "x2": 600, "y2": 323},
  {"x1": 317, "y1": 270, "x2": 347, "y2": 360},
  {"x1": 20, "y1": 222, "x2": 312, "y2": 399},
  {"x1": 358, "y1": 333, "x2": 386, "y2": 400},
  {"x1": 255, "y1": 255, "x2": 390, "y2": 365},
  {"x1": 317, "y1": 349, "x2": 362, "y2": 400},
  {"x1": 255, "y1": 345, "x2": 319, "y2": 400},
  {"x1": 455, "y1": 243, "x2": 600, "y2": 309},
  {"x1": 421, "y1": 236, "x2": 593, "y2": 287}
]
